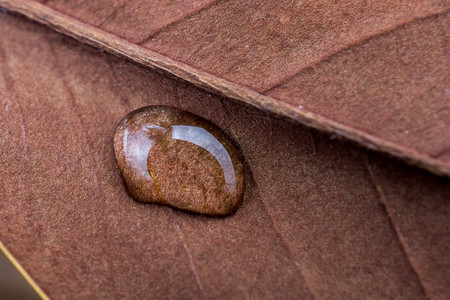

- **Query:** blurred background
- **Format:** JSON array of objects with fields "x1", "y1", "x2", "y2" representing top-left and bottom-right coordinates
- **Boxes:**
[{"x1": 0, "y1": 250, "x2": 40, "y2": 299}]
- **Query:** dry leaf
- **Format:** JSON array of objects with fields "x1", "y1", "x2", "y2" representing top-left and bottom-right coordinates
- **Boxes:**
[
  {"x1": 0, "y1": 13, "x2": 449, "y2": 299},
  {"x1": 1, "y1": 0, "x2": 449, "y2": 176}
]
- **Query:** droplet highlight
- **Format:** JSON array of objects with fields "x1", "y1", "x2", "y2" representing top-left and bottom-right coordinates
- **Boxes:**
[{"x1": 113, "y1": 106, "x2": 245, "y2": 216}]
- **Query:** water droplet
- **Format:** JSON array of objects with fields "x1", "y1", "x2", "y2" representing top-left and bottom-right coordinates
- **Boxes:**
[{"x1": 113, "y1": 106, "x2": 245, "y2": 216}]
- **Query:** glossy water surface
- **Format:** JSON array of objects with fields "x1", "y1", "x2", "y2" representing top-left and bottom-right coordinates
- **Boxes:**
[{"x1": 113, "y1": 106, "x2": 244, "y2": 216}]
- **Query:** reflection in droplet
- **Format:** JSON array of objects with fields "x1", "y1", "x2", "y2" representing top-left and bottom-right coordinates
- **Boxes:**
[
  {"x1": 171, "y1": 125, "x2": 237, "y2": 195},
  {"x1": 113, "y1": 106, "x2": 245, "y2": 216}
]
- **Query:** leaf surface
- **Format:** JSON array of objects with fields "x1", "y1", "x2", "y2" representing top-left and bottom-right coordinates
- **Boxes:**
[
  {"x1": 0, "y1": 0, "x2": 449, "y2": 176},
  {"x1": 0, "y1": 12, "x2": 449, "y2": 299}
]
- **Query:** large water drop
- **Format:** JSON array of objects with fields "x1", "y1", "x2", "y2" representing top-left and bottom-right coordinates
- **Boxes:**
[{"x1": 113, "y1": 106, "x2": 244, "y2": 216}]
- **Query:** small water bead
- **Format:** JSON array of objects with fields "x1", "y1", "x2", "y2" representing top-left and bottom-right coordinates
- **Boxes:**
[{"x1": 113, "y1": 106, "x2": 245, "y2": 216}]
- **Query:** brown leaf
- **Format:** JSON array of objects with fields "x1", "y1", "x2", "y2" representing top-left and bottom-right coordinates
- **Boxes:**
[
  {"x1": 0, "y1": 12, "x2": 449, "y2": 299},
  {"x1": 0, "y1": 0, "x2": 449, "y2": 176}
]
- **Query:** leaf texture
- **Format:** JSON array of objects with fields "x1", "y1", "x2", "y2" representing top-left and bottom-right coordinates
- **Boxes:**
[
  {"x1": 0, "y1": 12, "x2": 449, "y2": 299},
  {"x1": 0, "y1": 0, "x2": 449, "y2": 177}
]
